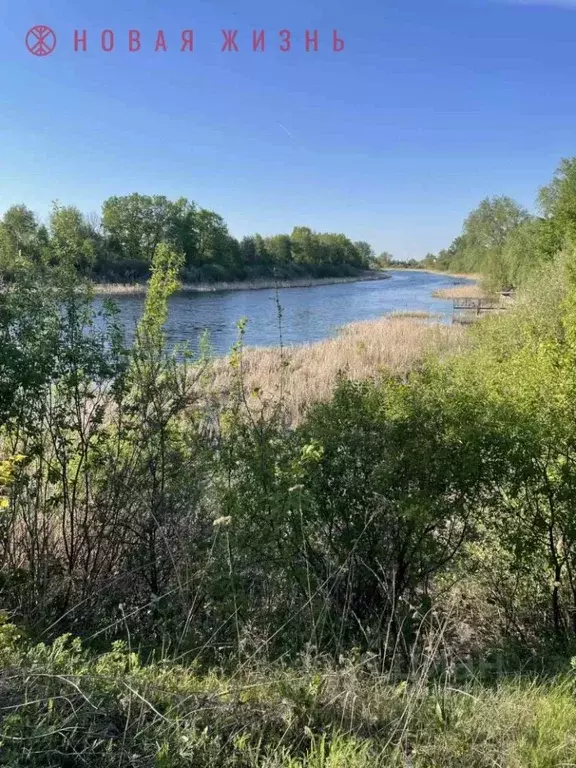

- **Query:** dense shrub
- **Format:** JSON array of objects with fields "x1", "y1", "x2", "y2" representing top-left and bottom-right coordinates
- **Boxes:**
[{"x1": 4, "y1": 191, "x2": 576, "y2": 762}]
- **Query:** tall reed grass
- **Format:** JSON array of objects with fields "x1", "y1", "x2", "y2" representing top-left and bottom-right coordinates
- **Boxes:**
[
  {"x1": 432, "y1": 284, "x2": 489, "y2": 300},
  {"x1": 206, "y1": 315, "x2": 467, "y2": 424},
  {"x1": 92, "y1": 272, "x2": 390, "y2": 296}
]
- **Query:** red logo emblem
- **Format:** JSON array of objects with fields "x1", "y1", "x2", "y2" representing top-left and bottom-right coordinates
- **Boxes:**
[{"x1": 26, "y1": 26, "x2": 57, "y2": 57}]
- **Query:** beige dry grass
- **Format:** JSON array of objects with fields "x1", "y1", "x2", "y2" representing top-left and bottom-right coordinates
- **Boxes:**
[
  {"x1": 206, "y1": 315, "x2": 468, "y2": 424},
  {"x1": 432, "y1": 284, "x2": 489, "y2": 300},
  {"x1": 397, "y1": 267, "x2": 483, "y2": 280},
  {"x1": 92, "y1": 272, "x2": 390, "y2": 296}
]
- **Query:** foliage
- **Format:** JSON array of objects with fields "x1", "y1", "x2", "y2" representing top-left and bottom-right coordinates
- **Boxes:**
[
  {"x1": 0, "y1": 195, "x2": 374, "y2": 285},
  {"x1": 424, "y1": 158, "x2": 576, "y2": 288},
  {"x1": 539, "y1": 157, "x2": 576, "y2": 243},
  {"x1": 8, "y1": 154, "x2": 576, "y2": 762},
  {"x1": 1, "y1": 623, "x2": 576, "y2": 766},
  {"x1": 426, "y1": 196, "x2": 529, "y2": 285}
]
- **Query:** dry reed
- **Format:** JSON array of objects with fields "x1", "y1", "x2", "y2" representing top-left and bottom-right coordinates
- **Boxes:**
[
  {"x1": 92, "y1": 272, "x2": 390, "y2": 296},
  {"x1": 397, "y1": 267, "x2": 482, "y2": 280},
  {"x1": 432, "y1": 284, "x2": 489, "y2": 300},
  {"x1": 205, "y1": 315, "x2": 468, "y2": 424}
]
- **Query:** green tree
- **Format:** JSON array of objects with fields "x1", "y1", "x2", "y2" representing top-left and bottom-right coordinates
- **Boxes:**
[
  {"x1": 101, "y1": 194, "x2": 182, "y2": 278},
  {"x1": 239, "y1": 236, "x2": 258, "y2": 265},
  {"x1": 48, "y1": 204, "x2": 95, "y2": 277},
  {"x1": 502, "y1": 217, "x2": 562, "y2": 287},
  {"x1": 375, "y1": 251, "x2": 394, "y2": 268},
  {"x1": 265, "y1": 234, "x2": 292, "y2": 264},
  {"x1": 354, "y1": 240, "x2": 374, "y2": 267},
  {"x1": 459, "y1": 196, "x2": 528, "y2": 282},
  {"x1": 290, "y1": 226, "x2": 317, "y2": 265},
  {"x1": 539, "y1": 157, "x2": 576, "y2": 244},
  {"x1": 195, "y1": 209, "x2": 233, "y2": 264},
  {"x1": 0, "y1": 205, "x2": 47, "y2": 276}
]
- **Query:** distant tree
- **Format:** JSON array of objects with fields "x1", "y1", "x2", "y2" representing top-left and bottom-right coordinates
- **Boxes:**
[
  {"x1": 195, "y1": 209, "x2": 235, "y2": 267},
  {"x1": 265, "y1": 234, "x2": 292, "y2": 264},
  {"x1": 353, "y1": 241, "x2": 374, "y2": 267},
  {"x1": 101, "y1": 194, "x2": 187, "y2": 278},
  {"x1": 289, "y1": 227, "x2": 366, "y2": 270},
  {"x1": 374, "y1": 251, "x2": 394, "y2": 268},
  {"x1": 252, "y1": 234, "x2": 271, "y2": 265},
  {"x1": 319, "y1": 233, "x2": 360, "y2": 266},
  {"x1": 166, "y1": 198, "x2": 199, "y2": 267},
  {"x1": 539, "y1": 157, "x2": 576, "y2": 245},
  {"x1": 239, "y1": 236, "x2": 258, "y2": 265},
  {"x1": 48, "y1": 204, "x2": 95, "y2": 277},
  {"x1": 502, "y1": 217, "x2": 562, "y2": 287},
  {"x1": 440, "y1": 196, "x2": 529, "y2": 284},
  {"x1": 0, "y1": 205, "x2": 47, "y2": 276},
  {"x1": 290, "y1": 227, "x2": 317, "y2": 265},
  {"x1": 0, "y1": 195, "x2": 375, "y2": 284},
  {"x1": 421, "y1": 252, "x2": 438, "y2": 269}
]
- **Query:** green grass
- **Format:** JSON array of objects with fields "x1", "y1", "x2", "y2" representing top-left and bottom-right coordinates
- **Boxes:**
[{"x1": 1, "y1": 623, "x2": 576, "y2": 767}]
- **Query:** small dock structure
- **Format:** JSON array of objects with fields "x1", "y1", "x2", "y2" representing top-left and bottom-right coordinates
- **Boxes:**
[{"x1": 452, "y1": 293, "x2": 513, "y2": 324}]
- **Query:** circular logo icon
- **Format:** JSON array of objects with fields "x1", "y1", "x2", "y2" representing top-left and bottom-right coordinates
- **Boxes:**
[{"x1": 26, "y1": 26, "x2": 57, "y2": 57}]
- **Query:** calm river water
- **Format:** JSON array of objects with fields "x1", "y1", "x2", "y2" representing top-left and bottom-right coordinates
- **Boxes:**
[{"x1": 96, "y1": 270, "x2": 474, "y2": 356}]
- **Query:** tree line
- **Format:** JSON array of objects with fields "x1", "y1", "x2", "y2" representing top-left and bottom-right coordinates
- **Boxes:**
[
  {"x1": 424, "y1": 157, "x2": 576, "y2": 288},
  {"x1": 0, "y1": 194, "x2": 376, "y2": 284}
]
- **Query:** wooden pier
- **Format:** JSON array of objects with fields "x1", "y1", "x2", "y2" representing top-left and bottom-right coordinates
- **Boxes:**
[{"x1": 452, "y1": 296, "x2": 511, "y2": 324}]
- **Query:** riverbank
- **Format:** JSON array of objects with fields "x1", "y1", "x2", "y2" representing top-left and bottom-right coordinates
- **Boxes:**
[
  {"x1": 391, "y1": 266, "x2": 482, "y2": 281},
  {"x1": 205, "y1": 312, "x2": 468, "y2": 425},
  {"x1": 433, "y1": 284, "x2": 488, "y2": 299},
  {"x1": 93, "y1": 269, "x2": 390, "y2": 295}
]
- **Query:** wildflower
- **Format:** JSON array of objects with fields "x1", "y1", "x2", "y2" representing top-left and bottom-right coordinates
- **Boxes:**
[{"x1": 213, "y1": 516, "x2": 232, "y2": 528}]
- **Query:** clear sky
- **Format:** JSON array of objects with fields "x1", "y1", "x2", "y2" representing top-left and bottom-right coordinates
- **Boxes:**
[{"x1": 2, "y1": 0, "x2": 576, "y2": 258}]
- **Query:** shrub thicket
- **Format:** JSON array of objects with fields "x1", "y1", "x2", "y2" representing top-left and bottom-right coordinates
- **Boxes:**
[{"x1": 5, "y1": 160, "x2": 576, "y2": 764}]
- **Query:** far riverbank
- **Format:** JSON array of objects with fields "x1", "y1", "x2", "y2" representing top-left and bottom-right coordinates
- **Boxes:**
[
  {"x1": 389, "y1": 267, "x2": 482, "y2": 281},
  {"x1": 93, "y1": 270, "x2": 390, "y2": 296}
]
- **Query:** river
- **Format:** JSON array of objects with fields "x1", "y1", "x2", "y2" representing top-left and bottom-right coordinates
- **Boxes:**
[{"x1": 96, "y1": 270, "x2": 474, "y2": 356}]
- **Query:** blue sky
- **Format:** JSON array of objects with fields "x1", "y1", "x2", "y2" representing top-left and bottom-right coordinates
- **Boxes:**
[{"x1": 1, "y1": 0, "x2": 576, "y2": 258}]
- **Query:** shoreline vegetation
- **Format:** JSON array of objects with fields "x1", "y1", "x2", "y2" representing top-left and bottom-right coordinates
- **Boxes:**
[
  {"x1": 390, "y1": 265, "x2": 484, "y2": 280},
  {"x1": 0, "y1": 194, "x2": 380, "y2": 285},
  {"x1": 432, "y1": 283, "x2": 488, "y2": 299},
  {"x1": 92, "y1": 268, "x2": 390, "y2": 295},
  {"x1": 8, "y1": 157, "x2": 576, "y2": 766},
  {"x1": 207, "y1": 313, "x2": 466, "y2": 424}
]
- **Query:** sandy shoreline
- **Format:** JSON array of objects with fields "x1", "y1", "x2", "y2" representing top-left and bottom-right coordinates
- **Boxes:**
[{"x1": 92, "y1": 270, "x2": 391, "y2": 296}]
